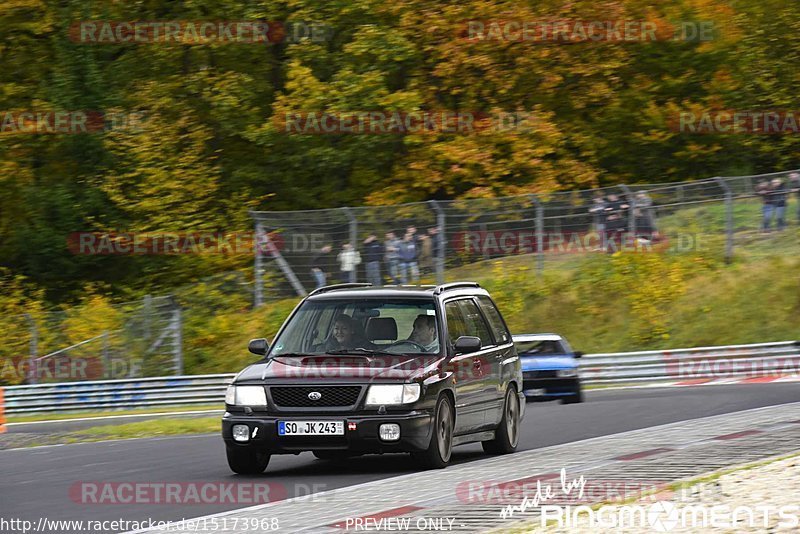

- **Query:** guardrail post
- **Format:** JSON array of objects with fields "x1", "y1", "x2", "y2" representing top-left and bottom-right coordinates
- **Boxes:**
[
  {"x1": 714, "y1": 177, "x2": 734, "y2": 263},
  {"x1": 428, "y1": 200, "x2": 446, "y2": 284},
  {"x1": 530, "y1": 195, "x2": 544, "y2": 276}
]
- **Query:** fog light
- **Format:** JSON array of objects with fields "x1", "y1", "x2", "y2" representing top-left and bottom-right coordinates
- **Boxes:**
[
  {"x1": 379, "y1": 423, "x2": 400, "y2": 441},
  {"x1": 232, "y1": 424, "x2": 250, "y2": 442}
]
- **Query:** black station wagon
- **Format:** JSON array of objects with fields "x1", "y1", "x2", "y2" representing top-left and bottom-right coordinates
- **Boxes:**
[{"x1": 221, "y1": 282, "x2": 524, "y2": 473}]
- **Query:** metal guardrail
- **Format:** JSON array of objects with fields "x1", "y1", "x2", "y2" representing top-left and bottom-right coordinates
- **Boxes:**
[
  {"x1": 579, "y1": 340, "x2": 799, "y2": 384},
  {"x1": 4, "y1": 374, "x2": 235, "y2": 415},
  {"x1": 4, "y1": 341, "x2": 798, "y2": 415}
]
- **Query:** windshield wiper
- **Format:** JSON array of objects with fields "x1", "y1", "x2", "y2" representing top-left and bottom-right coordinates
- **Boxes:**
[{"x1": 327, "y1": 347, "x2": 396, "y2": 356}]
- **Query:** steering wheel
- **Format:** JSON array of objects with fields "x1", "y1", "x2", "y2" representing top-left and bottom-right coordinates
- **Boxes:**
[{"x1": 387, "y1": 340, "x2": 428, "y2": 352}]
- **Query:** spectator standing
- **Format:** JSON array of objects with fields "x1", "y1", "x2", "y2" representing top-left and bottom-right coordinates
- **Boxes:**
[
  {"x1": 633, "y1": 191, "x2": 657, "y2": 240},
  {"x1": 603, "y1": 193, "x2": 629, "y2": 251},
  {"x1": 767, "y1": 178, "x2": 788, "y2": 231},
  {"x1": 310, "y1": 244, "x2": 333, "y2": 289},
  {"x1": 337, "y1": 243, "x2": 361, "y2": 283},
  {"x1": 384, "y1": 231, "x2": 401, "y2": 284},
  {"x1": 363, "y1": 234, "x2": 384, "y2": 286},
  {"x1": 398, "y1": 232, "x2": 420, "y2": 284}
]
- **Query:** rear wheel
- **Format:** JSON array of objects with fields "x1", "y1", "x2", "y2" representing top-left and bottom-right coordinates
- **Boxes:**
[
  {"x1": 482, "y1": 386, "x2": 520, "y2": 455},
  {"x1": 226, "y1": 445, "x2": 270, "y2": 474},
  {"x1": 412, "y1": 394, "x2": 454, "y2": 469}
]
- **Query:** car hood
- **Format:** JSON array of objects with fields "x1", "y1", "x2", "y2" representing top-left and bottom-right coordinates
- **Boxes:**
[
  {"x1": 234, "y1": 354, "x2": 444, "y2": 383},
  {"x1": 520, "y1": 354, "x2": 578, "y2": 371}
]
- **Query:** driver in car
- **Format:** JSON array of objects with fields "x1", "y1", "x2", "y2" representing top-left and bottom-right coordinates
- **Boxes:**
[{"x1": 407, "y1": 314, "x2": 439, "y2": 352}]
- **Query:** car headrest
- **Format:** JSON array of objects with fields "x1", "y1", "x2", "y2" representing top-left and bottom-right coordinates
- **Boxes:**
[{"x1": 366, "y1": 317, "x2": 398, "y2": 341}]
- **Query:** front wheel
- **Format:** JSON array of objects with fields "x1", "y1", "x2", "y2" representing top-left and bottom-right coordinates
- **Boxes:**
[
  {"x1": 560, "y1": 384, "x2": 584, "y2": 404},
  {"x1": 412, "y1": 394, "x2": 454, "y2": 469},
  {"x1": 483, "y1": 386, "x2": 520, "y2": 455},
  {"x1": 226, "y1": 445, "x2": 270, "y2": 474}
]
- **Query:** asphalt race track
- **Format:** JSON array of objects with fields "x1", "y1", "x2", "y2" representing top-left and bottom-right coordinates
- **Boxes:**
[{"x1": 2, "y1": 383, "x2": 799, "y2": 533}]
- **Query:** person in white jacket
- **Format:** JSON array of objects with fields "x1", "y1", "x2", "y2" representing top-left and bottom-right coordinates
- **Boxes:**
[{"x1": 337, "y1": 242, "x2": 361, "y2": 283}]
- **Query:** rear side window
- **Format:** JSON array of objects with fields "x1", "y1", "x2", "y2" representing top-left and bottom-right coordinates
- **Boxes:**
[
  {"x1": 477, "y1": 296, "x2": 511, "y2": 344},
  {"x1": 446, "y1": 299, "x2": 492, "y2": 346}
]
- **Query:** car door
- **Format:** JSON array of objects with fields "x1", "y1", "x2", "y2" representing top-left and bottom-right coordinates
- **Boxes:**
[
  {"x1": 443, "y1": 299, "x2": 485, "y2": 435},
  {"x1": 454, "y1": 298, "x2": 503, "y2": 430},
  {"x1": 476, "y1": 295, "x2": 516, "y2": 427}
]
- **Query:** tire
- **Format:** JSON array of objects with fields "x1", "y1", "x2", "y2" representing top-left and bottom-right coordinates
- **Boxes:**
[
  {"x1": 560, "y1": 384, "x2": 584, "y2": 404},
  {"x1": 312, "y1": 450, "x2": 350, "y2": 461},
  {"x1": 226, "y1": 444, "x2": 270, "y2": 474},
  {"x1": 411, "y1": 394, "x2": 454, "y2": 469},
  {"x1": 482, "y1": 386, "x2": 521, "y2": 455}
]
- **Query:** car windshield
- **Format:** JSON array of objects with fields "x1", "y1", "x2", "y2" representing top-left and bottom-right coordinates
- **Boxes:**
[
  {"x1": 269, "y1": 298, "x2": 440, "y2": 356},
  {"x1": 515, "y1": 339, "x2": 564, "y2": 355}
]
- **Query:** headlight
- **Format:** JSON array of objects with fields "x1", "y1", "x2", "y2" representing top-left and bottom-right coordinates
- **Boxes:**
[
  {"x1": 225, "y1": 385, "x2": 267, "y2": 407},
  {"x1": 557, "y1": 369, "x2": 578, "y2": 378},
  {"x1": 365, "y1": 384, "x2": 421, "y2": 406}
]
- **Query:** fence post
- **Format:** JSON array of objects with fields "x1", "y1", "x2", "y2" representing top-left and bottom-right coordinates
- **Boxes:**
[
  {"x1": 619, "y1": 184, "x2": 636, "y2": 238},
  {"x1": 0, "y1": 388, "x2": 5, "y2": 434},
  {"x1": 428, "y1": 200, "x2": 446, "y2": 284},
  {"x1": 172, "y1": 303, "x2": 183, "y2": 376},
  {"x1": 24, "y1": 313, "x2": 37, "y2": 385},
  {"x1": 102, "y1": 331, "x2": 110, "y2": 379},
  {"x1": 253, "y1": 219, "x2": 264, "y2": 307},
  {"x1": 714, "y1": 177, "x2": 734, "y2": 263},
  {"x1": 342, "y1": 207, "x2": 358, "y2": 281},
  {"x1": 530, "y1": 195, "x2": 544, "y2": 276}
]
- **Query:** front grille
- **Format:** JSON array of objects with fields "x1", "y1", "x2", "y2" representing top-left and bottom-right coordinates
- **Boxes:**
[
  {"x1": 523, "y1": 370, "x2": 558, "y2": 379},
  {"x1": 270, "y1": 386, "x2": 362, "y2": 407}
]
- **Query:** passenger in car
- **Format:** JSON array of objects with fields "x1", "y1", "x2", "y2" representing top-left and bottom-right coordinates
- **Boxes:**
[
  {"x1": 325, "y1": 314, "x2": 373, "y2": 350},
  {"x1": 408, "y1": 314, "x2": 439, "y2": 352}
]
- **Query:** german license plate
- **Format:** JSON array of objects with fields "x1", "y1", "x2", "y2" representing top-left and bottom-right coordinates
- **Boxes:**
[{"x1": 278, "y1": 421, "x2": 344, "y2": 436}]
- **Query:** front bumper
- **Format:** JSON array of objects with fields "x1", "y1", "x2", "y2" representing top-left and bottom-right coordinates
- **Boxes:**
[
  {"x1": 222, "y1": 410, "x2": 434, "y2": 454},
  {"x1": 523, "y1": 377, "x2": 580, "y2": 399}
]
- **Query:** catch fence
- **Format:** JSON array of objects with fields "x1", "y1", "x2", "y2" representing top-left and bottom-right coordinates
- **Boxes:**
[{"x1": 250, "y1": 169, "x2": 800, "y2": 300}]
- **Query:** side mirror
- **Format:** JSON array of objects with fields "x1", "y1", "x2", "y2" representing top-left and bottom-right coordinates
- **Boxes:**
[
  {"x1": 248, "y1": 338, "x2": 269, "y2": 356},
  {"x1": 573, "y1": 351, "x2": 583, "y2": 359},
  {"x1": 454, "y1": 336, "x2": 482, "y2": 354}
]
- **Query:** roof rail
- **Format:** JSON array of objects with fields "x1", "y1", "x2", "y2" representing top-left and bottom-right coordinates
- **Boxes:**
[
  {"x1": 308, "y1": 283, "x2": 372, "y2": 296},
  {"x1": 432, "y1": 282, "x2": 480, "y2": 295}
]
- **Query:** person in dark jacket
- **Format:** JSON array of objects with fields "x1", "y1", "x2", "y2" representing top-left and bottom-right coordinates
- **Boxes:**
[
  {"x1": 363, "y1": 234, "x2": 384, "y2": 286},
  {"x1": 767, "y1": 178, "x2": 788, "y2": 231},
  {"x1": 310, "y1": 244, "x2": 332, "y2": 289},
  {"x1": 397, "y1": 232, "x2": 419, "y2": 284},
  {"x1": 603, "y1": 194, "x2": 629, "y2": 252}
]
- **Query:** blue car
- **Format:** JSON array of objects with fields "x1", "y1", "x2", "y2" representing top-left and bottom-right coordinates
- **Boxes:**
[{"x1": 513, "y1": 334, "x2": 583, "y2": 404}]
